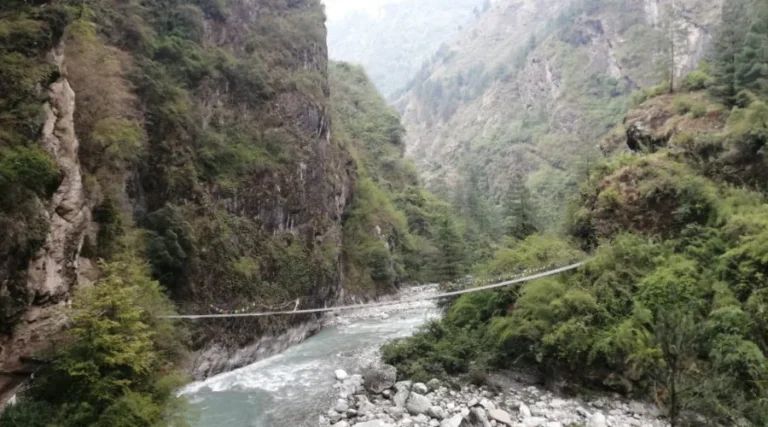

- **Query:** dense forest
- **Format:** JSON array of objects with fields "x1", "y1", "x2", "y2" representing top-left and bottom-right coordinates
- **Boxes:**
[{"x1": 382, "y1": 1, "x2": 768, "y2": 425}]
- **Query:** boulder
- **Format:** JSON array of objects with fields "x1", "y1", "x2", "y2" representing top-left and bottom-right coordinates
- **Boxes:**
[
  {"x1": 523, "y1": 418, "x2": 547, "y2": 427},
  {"x1": 412, "y1": 382, "x2": 429, "y2": 394},
  {"x1": 364, "y1": 364, "x2": 398, "y2": 394},
  {"x1": 487, "y1": 409, "x2": 514, "y2": 426},
  {"x1": 428, "y1": 405, "x2": 446, "y2": 420},
  {"x1": 335, "y1": 369, "x2": 349, "y2": 381},
  {"x1": 441, "y1": 415, "x2": 464, "y2": 427},
  {"x1": 354, "y1": 421, "x2": 395, "y2": 427},
  {"x1": 459, "y1": 408, "x2": 492, "y2": 427},
  {"x1": 394, "y1": 389, "x2": 410, "y2": 408},
  {"x1": 395, "y1": 380, "x2": 413, "y2": 392},
  {"x1": 518, "y1": 403, "x2": 532, "y2": 419},
  {"x1": 335, "y1": 422, "x2": 349, "y2": 427},
  {"x1": 588, "y1": 412, "x2": 607, "y2": 427},
  {"x1": 405, "y1": 392, "x2": 432, "y2": 415},
  {"x1": 334, "y1": 400, "x2": 349, "y2": 413},
  {"x1": 427, "y1": 378, "x2": 442, "y2": 390},
  {"x1": 479, "y1": 398, "x2": 496, "y2": 411}
]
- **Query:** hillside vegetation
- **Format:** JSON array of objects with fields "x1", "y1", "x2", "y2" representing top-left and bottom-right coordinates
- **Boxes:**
[{"x1": 383, "y1": 2, "x2": 768, "y2": 425}]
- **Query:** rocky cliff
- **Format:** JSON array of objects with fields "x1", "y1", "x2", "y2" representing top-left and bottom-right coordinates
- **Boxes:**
[{"x1": 395, "y1": 0, "x2": 723, "y2": 228}]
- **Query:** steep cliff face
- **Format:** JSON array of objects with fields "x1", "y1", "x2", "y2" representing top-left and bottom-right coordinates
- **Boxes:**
[
  {"x1": 0, "y1": 38, "x2": 92, "y2": 402},
  {"x1": 396, "y1": 0, "x2": 723, "y2": 228},
  {"x1": 0, "y1": 0, "x2": 356, "y2": 384}
]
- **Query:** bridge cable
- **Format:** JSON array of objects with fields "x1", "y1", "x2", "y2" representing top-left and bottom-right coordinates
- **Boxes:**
[{"x1": 158, "y1": 261, "x2": 585, "y2": 320}]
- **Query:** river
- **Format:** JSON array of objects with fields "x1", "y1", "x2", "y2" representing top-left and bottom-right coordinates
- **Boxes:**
[{"x1": 180, "y1": 290, "x2": 438, "y2": 427}]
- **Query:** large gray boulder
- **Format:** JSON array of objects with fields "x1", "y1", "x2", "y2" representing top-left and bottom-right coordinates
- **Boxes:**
[
  {"x1": 364, "y1": 364, "x2": 398, "y2": 393},
  {"x1": 405, "y1": 392, "x2": 432, "y2": 415}
]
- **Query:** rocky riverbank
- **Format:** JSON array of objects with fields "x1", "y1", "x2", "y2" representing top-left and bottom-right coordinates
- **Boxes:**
[{"x1": 320, "y1": 366, "x2": 668, "y2": 427}]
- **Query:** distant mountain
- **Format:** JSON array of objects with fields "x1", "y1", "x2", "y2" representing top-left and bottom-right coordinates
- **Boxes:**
[
  {"x1": 327, "y1": 0, "x2": 488, "y2": 98},
  {"x1": 395, "y1": 0, "x2": 724, "y2": 230}
]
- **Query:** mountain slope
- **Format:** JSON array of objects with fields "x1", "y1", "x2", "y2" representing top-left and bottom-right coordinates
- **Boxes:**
[
  {"x1": 397, "y1": 0, "x2": 723, "y2": 230},
  {"x1": 327, "y1": 0, "x2": 487, "y2": 98}
]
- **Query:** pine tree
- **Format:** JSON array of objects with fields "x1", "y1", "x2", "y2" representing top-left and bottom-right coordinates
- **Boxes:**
[
  {"x1": 736, "y1": 4, "x2": 768, "y2": 98},
  {"x1": 658, "y1": 0, "x2": 689, "y2": 93},
  {"x1": 434, "y1": 216, "x2": 465, "y2": 281},
  {"x1": 503, "y1": 173, "x2": 538, "y2": 240},
  {"x1": 711, "y1": 0, "x2": 750, "y2": 105}
]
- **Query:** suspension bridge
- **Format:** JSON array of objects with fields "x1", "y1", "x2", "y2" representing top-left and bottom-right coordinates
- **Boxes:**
[{"x1": 160, "y1": 261, "x2": 586, "y2": 319}]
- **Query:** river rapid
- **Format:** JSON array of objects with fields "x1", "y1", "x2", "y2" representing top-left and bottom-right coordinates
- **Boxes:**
[{"x1": 180, "y1": 286, "x2": 439, "y2": 427}]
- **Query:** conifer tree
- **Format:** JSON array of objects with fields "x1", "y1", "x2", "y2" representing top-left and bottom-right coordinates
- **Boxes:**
[
  {"x1": 711, "y1": 0, "x2": 750, "y2": 105},
  {"x1": 736, "y1": 4, "x2": 768, "y2": 98},
  {"x1": 433, "y1": 216, "x2": 465, "y2": 281},
  {"x1": 503, "y1": 172, "x2": 538, "y2": 240}
]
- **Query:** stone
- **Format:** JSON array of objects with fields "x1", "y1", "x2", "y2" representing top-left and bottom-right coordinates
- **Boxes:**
[
  {"x1": 587, "y1": 412, "x2": 607, "y2": 427},
  {"x1": 518, "y1": 403, "x2": 532, "y2": 419},
  {"x1": 427, "y1": 378, "x2": 442, "y2": 390},
  {"x1": 329, "y1": 411, "x2": 342, "y2": 423},
  {"x1": 546, "y1": 423, "x2": 563, "y2": 427},
  {"x1": 441, "y1": 415, "x2": 464, "y2": 427},
  {"x1": 395, "y1": 380, "x2": 413, "y2": 392},
  {"x1": 487, "y1": 409, "x2": 514, "y2": 426},
  {"x1": 383, "y1": 390, "x2": 392, "y2": 398},
  {"x1": 388, "y1": 407, "x2": 405, "y2": 419},
  {"x1": 346, "y1": 409, "x2": 357, "y2": 417},
  {"x1": 335, "y1": 369, "x2": 349, "y2": 381},
  {"x1": 335, "y1": 399, "x2": 349, "y2": 413},
  {"x1": 364, "y1": 364, "x2": 398, "y2": 394},
  {"x1": 459, "y1": 408, "x2": 492, "y2": 427},
  {"x1": 415, "y1": 414, "x2": 431, "y2": 423},
  {"x1": 479, "y1": 398, "x2": 496, "y2": 411},
  {"x1": 413, "y1": 382, "x2": 429, "y2": 394},
  {"x1": 406, "y1": 392, "x2": 432, "y2": 415},
  {"x1": 428, "y1": 405, "x2": 446, "y2": 420},
  {"x1": 523, "y1": 417, "x2": 547, "y2": 427},
  {"x1": 335, "y1": 422, "x2": 350, "y2": 427},
  {"x1": 430, "y1": 420, "x2": 441, "y2": 427},
  {"x1": 355, "y1": 421, "x2": 395, "y2": 427},
  {"x1": 549, "y1": 398, "x2": 566, "y2": 408},
  {"x1": 394, "y1": 389, "x2": 410, "y2": 408}
]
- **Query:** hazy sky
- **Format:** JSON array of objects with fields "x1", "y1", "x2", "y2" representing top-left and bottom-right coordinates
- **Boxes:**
[{"x1": 322, "y1": 0, "x2": 398, "y2": 20}]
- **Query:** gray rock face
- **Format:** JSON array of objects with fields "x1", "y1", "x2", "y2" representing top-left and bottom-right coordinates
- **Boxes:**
[
  {"x1": 364, "y1": 364, "x2": 398, "y2": 393},
  {"x1": 406, "y1": 392, "x2": 432, "y2": 415}
]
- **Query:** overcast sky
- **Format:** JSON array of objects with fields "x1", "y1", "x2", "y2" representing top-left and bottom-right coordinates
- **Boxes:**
[{"x1": 322, "y1": 0, "x2": 398, "y2": 20}]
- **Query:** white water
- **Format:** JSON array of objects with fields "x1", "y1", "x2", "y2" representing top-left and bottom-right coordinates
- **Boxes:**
[{"x1": 181, "y1": 304, "x2": 438, "y2": 426}]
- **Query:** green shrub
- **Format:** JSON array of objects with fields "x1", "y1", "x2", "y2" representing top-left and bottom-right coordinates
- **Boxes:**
[
  {"x1": 0, "y1": 146, "x2": 60, "y2": 207},
  {"x1": 684, "y1": 70, "x2": 714, "y2": 91}
]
